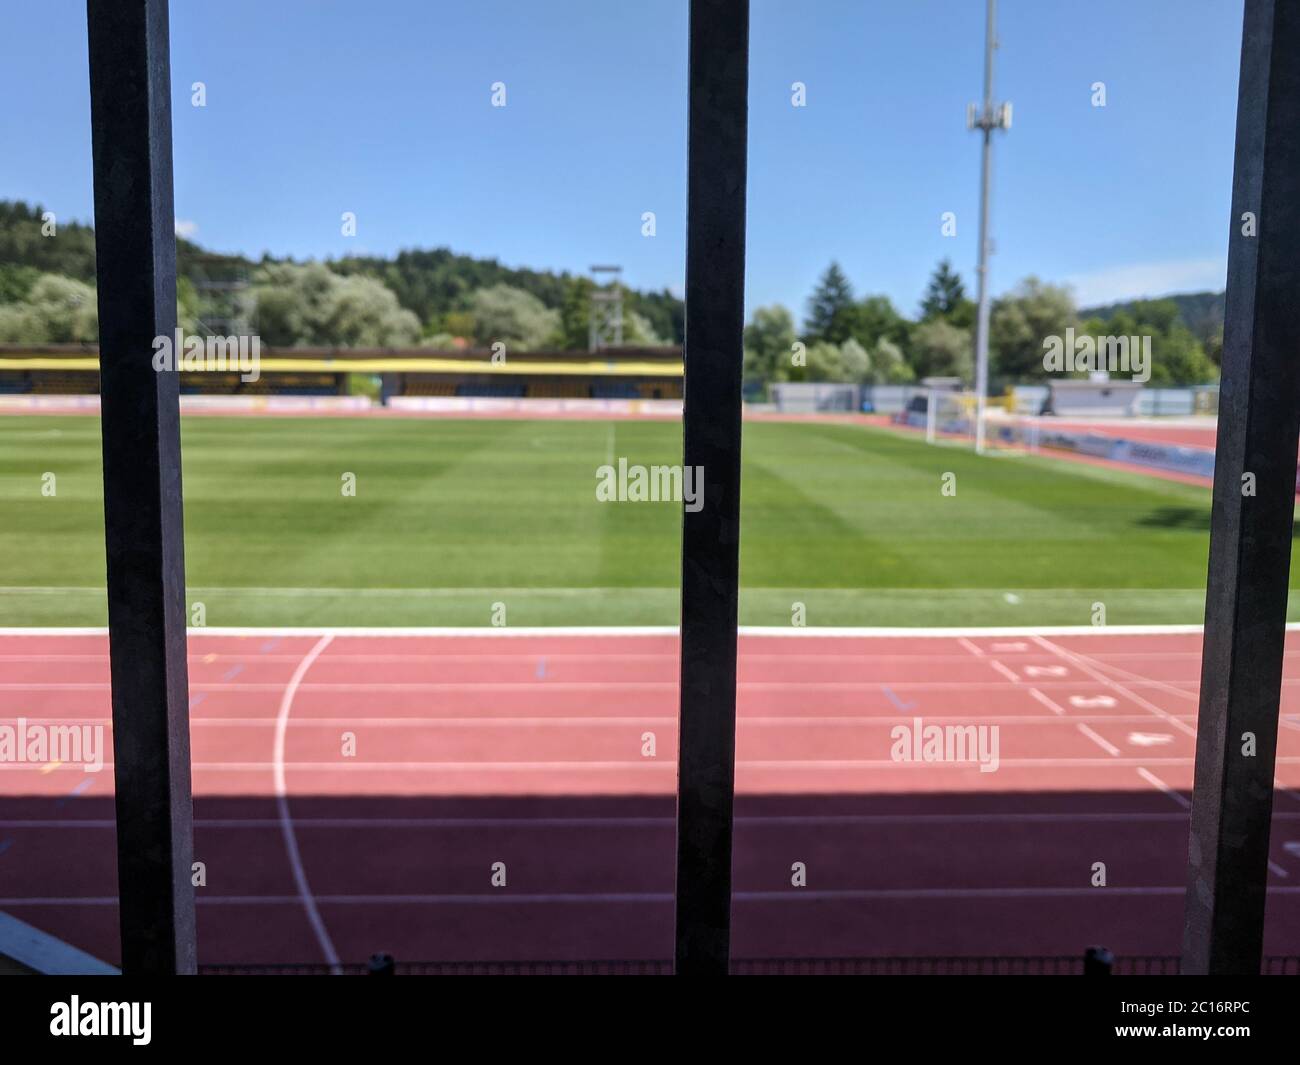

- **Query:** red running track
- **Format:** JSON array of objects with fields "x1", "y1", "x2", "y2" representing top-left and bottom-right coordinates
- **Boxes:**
[
  {"x1": 1043, "y1": 419, "x2": 1216, "y2": 451},
  {"x1": 3, "y1": 628, "x2": 1300, "y2": 967}
]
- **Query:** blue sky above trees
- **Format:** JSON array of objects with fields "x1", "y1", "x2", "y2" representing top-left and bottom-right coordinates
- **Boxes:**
[{"x1": 2, "y1": 0, "x2": 1242, "y2": 317}]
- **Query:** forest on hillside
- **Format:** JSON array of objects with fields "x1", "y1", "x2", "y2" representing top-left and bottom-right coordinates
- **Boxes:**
[{"x1": 0, "y1": 199, "x2": 1221, "y2": 386}]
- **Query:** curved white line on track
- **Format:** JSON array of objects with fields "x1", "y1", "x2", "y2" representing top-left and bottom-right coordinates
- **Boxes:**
[{"x1": 273, "y1": 633, "x2": 339, "y2": 973}]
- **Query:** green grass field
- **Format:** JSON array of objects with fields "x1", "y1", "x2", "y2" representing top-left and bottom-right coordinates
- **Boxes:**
[{"x1": 1, "y1": 412, "x2": 1289, "y2": 628}]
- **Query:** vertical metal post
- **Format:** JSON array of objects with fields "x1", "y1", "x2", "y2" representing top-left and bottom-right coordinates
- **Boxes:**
[
  {"x1": 87, "y1": 0, "x2": 197, "y2": 974},
  {"x1": 968, "y1": 0, "x2": 1009, "y2": 455},
  {"x1": 1182, "y1": 0, "x2": 1300, "y2": 975},
  {"x1": 674, "y1": 0, "x2": 749, "y2": 975}
]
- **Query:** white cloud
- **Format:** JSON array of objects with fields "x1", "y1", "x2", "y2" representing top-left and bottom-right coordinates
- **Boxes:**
[
  {"x1": 174, "y1": 218, "x2": 199, "y2": 239},
  {"x1": 1063, "y1": 258, "x2": 1226, "y2": 307}
]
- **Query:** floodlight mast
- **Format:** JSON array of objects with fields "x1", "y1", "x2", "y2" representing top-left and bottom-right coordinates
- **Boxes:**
[
  {"x1": 589, "y1": 264, "x2": 624, "y2": 352},
  {"x1": 968, "y1": 0, "x2": 1011, "y2": 454}
]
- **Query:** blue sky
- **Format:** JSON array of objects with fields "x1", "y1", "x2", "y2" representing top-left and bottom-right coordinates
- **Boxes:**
[{"x1": 2, "y1": 0, "x2": 1243, "y2": 321}]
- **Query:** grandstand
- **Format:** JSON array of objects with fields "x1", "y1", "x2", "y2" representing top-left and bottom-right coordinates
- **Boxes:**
[{"x1": 0, "y1": 343, "x2": 683, "y2": 403}]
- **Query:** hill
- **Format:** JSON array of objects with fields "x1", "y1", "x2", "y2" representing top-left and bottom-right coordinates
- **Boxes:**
[
  {"x1": 0, "y1": 199, "x2": 684, "y2": 344},
  {"x1": 1081, "y1": 290, "x2": 1224, "y2": 347}
]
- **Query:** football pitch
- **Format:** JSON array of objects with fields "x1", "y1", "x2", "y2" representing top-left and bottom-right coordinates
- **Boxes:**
[{"x1": 1, "y1": 412, "x2": 1290, "y2": 628}]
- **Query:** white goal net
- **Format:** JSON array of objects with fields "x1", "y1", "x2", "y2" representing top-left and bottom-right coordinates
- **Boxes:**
[{"x1": 924, "y1": 389, "x2": 980, "y2": 446}]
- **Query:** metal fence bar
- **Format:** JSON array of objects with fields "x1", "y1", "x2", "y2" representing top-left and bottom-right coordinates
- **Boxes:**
[
  {"x1": 1182, "y1": 0, "x2": 1300, "y2": 975},
  {"x1": 86, "y1": 0, "x2": 196, "y2": 974},
  {"x1": 674, "y1": 0, "x2": 750, "y2": 976}
]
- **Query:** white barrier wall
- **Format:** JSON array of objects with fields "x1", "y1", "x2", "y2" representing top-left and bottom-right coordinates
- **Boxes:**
[{"x1": 771, "y1": 382, "x2": 861, "y2": 412}]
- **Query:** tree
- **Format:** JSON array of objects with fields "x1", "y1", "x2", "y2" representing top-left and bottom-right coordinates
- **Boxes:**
[
  {"x1": 0, "y1": 201, "x2": 97, "y2": 283},
  {"x1": 0, "y1": 198, "x2": 689, "y2": 351},
  {"x1": 832, "y1": 294, "x2": 911, "y2": 353},
  {"x1": 910, "y1": 318, "x2": 973, "y2": 382},
  {"x1": 623, "y1": 287, "x2": 682, "y2": 345},
  {"x1": 743, "y1": 304, "x2": 797, "y2": 382},
  {"x1": 920, "y1": 259, "x2": 966, "y2": 318},
  {"x1": 801, "y1": 341, "x2": 844, "y2": 382},
  {"x1": 251, "y1": 262, "x2": 421, "y2": 347},
  {"x1": 0, "y1": 263, "x2": 40, "y2": 305},
  {"x1": 920, "y1": 259, "x2": 976, "y2": 329},
  {"x1": 552, "y1": 276, "x2": 594, "y2": 349},
  {"x1": 805, "y1": 262, "x2": 855, "y2": 342},
  {"x1": 1079, "y1": 300, "x2": 1217, "y2": 385},
  {"x1": 321, "y1": 274, "x2": 424, "y2": 347},
  {"x1": 838, "y1": 338, "x2": 871, "y2": 382},
  {"x1": 623, "y1": 309, "x2": 664, "y2": 346},
  {"x1": 0, "y1": 273, "x2": 98, "y2": 343},
  {"x1": 989, "y1": 277, "x2": 1078, "y2": 381},
  {"x1": 469, "y1": 284, "x2": 561, "y2": 350},
  {"x1": 871, "y1": 337, "x2": 914, "y2": 384},
  {"x1": 439, "y1": 310, "x2": 476, "y2": 341},
  {"x1": 177, "y1": 276, "x2": 202, "y2": 335}
]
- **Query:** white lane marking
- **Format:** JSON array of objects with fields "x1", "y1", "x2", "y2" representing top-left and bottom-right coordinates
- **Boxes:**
[
  {"x1": 990, "y1": 661, "x2": 1020, "y2": 684},
  {"x1": 1128, "y1": 732, "x2": 1175, "y2": 748},
  {"x1": 273, "y1": 633, "x2": 340, "y2": 973},
  {"x1": 957, "y1": 637, "x2": 985, "y2": 657},
  {"x1": 1028, "y1": 688, "x2": 1067, "y2": 715},
  {"x1": 1077, "y1": 723, "x2": 1120, "y2": 756},
  {"x1": 1031, "y1": 635, "x2": 1197, "y2": 738},
  {"x1": 1136, "y1": 767, "x2": 1191, "y2": 809},
  {"x1": 1052, "y1": 646, "x2": 1199, "y2": 704},
  {"x1": 1069, "y1": 695, "x2": 1117, "y2": 709}
]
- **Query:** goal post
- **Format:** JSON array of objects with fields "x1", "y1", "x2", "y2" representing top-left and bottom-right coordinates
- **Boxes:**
[{"x1": 925, "y1": 388, "x2": 980, "y2": 447}]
